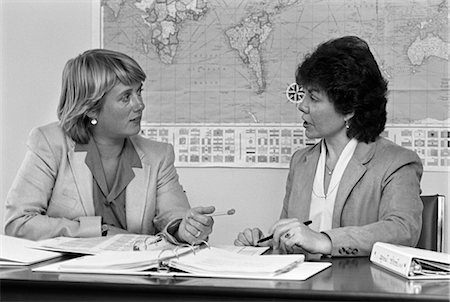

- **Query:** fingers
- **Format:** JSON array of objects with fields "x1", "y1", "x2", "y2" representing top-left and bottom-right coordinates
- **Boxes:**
[
  {"x1": 235, "y1": 228, "x2": 263, "y2": 246},
  {"x1": 193, "y1": 206, "x2": 216, "y2": 215},
  {"x1": 271, "y1": 220, "x2": 298, "y2": 249},
  {"x1": 189, "y1": 206, "x2": 215, "y2": 226},
  {"x1": 180, "y1": 207, "x2": 215, "y2": 243}
]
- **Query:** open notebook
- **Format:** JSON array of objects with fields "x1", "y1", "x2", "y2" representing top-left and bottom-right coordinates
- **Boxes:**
[{"x1": 33, "y1": 246, "x2": 331, "y2": 280}]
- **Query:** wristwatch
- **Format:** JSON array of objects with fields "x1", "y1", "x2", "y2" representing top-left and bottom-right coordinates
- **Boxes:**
[{"x1": 101, "y1": 224, "x2": 109, "y2": 236}]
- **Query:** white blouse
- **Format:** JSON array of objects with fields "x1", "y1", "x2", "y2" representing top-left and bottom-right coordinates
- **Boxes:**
[{"x1": 309, "y1": 138, "x2": 358, "y2": 232}]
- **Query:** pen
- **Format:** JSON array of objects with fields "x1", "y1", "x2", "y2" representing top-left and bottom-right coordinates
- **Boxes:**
[
  {"x1": 208, "y1": 208, "x2": 236, "y2": 217},
  {"x1": 257, "y1": 220, "x2": 312, "y2": 244}
]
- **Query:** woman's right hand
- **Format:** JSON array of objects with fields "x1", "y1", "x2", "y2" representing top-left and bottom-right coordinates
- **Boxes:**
[
  {"x1": 105, "y1": 225, "x2": 132, "y2": 236},
  {"x1": 234, "y1": 227, "x2": 269, "y2": 247}
]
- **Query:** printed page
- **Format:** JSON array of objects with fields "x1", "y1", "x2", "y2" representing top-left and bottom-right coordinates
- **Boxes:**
[
  {"x1": 215, "y1": 245, "x2": 270, "y2": 256},
  {"x1": 37, "y1": 234, "x2": 173, "y2": 254},
  {"x1": 34, "y1": 245, "x2": 197, "y2": 272},
  {"x1": 167, "y1": 247, "x2": 305, "y2": 275}
]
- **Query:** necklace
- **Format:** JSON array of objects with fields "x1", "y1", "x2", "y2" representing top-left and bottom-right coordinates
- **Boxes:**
[{"x1": 325, "y1": 163, "x2": 334, "y2": 175}]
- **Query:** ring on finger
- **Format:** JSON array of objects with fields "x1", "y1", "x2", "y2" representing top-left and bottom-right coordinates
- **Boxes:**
[{"x1": 284, "y1": 232, "x2": 293, "y2": 239}]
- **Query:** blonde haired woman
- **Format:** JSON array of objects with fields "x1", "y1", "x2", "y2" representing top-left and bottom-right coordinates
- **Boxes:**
[{"x1": 5, "y1": 49, "x2": 214, "y2": 243}]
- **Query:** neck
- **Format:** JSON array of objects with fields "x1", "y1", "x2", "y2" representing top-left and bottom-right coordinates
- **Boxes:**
[
  {"x1": 93, "y1": 137, "x2": 125, "y2": 160},
  {"x1": 324, "y1": 134, "x2": 351, "y2": 164}
]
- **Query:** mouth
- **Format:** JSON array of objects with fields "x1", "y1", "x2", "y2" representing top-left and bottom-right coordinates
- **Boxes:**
[{"x1": 130, "y1": 116, "x2": 141, "y2": 123}]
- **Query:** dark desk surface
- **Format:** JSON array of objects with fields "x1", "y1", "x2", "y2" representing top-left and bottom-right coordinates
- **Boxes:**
[{"x1": 1, "y1": 256, "x2": 449, "y2": 302}]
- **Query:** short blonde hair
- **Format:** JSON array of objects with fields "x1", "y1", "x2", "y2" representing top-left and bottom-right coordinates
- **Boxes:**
[{"x1": 57, "y1": 49, "x2": 146, "y2": 144}]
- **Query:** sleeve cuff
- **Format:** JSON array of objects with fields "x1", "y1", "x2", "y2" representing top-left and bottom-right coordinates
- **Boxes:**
[
  {"x1": 78, "y1": 216, "x2": 102, "y2": 237},
  {"x1": 161, "y1": 218, "x2": 183, "y2": 245}
]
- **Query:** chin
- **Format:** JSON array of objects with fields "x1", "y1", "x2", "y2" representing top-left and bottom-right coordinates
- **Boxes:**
[
  {"x1": 130, "y1": 123, "x2": 142, "y2": 135},
  {"x1": 304, "y1": 131, "x2": 317, "y2": 140}
]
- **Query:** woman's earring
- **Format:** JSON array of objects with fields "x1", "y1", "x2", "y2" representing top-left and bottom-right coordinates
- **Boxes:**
[
  {"x1": 90, "y1": 118, "x2": 98, "y2": 125},
  {"x1": 345, "y1": 120, "x2": 349, "y2": 129}
]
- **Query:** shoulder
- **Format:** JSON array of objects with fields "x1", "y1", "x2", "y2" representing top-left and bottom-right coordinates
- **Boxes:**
[
  {"x1": 290, "y1": 142, "x2": 320, "y2": 164},
  {"x1": 372, "y1": 137, "x2": 421, "y2": 163},
  {"x1": 130, "y1": 134, "x2": 174, "y2": 163},
  {"x1": 28, "y1": 122, "x2": 68, "y2": 148},
  {"x1": 360, "y1": 137, "x2": 423, "y2": 177}
]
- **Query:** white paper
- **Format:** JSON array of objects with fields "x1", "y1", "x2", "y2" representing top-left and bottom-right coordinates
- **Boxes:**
[
  {"x1": 215, "y1": 245, "x2": 270, "y2": 256},
  {"x1": 36, "y1": 234, "x2": 173, "y2": 254},
  {"x1": 0, "y1": 235, "x2": 62, "y2": 266}
]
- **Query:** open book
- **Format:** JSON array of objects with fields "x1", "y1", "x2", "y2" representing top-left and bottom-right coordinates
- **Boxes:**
[
  {"x1": 33, "y1": 245, "x2": 331, "y2": 280},
  {"x1": 36, "y1": 234, "x2": 174, "y2": 254},
  {"x1": 0, "y1": 235, "x2": 62, "y2": 266}
]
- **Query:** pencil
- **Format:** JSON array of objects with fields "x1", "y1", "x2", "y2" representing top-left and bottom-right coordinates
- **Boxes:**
[
  {"x1": 209, "y1": 208, "x2": 236, "y2": 217},
  {"x1": 257, "y1": 220, "x2": 312, "y2": 244}
]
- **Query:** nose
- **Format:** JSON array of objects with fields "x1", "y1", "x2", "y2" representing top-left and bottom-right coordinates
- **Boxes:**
[
  {"x1": 297, "y1": 98, "x2": 309, "y2": 113},
  {"x1": 132, "y1": 94, "x2": 145, "y2": 111}
]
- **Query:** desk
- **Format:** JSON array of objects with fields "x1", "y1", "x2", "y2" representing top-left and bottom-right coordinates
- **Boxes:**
[{"x1": 1, "y1": 257, "x2": 448, "y2": 302}]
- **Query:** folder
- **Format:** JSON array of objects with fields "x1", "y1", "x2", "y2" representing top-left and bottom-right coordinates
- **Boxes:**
[
  {"x1": 33, "y1": 245, "x2": 331, "y2": 281},
  {"x1": 370, "y1": 242, "x2": 450, "y2": 279}
]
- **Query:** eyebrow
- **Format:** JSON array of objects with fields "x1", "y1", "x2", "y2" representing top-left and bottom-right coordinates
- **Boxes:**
[
  {"x1": 117, "y1": 83, "x2": 142, "y2": 98},
  {"x1": 117, "y1": 88, "x2": 133, "y2": 98}
]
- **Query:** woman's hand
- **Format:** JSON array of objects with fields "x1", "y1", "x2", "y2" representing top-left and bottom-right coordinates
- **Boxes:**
[
  {"x1": 105, "y1": 225, "x2": 132, "y2": 236},
  {"x1": 270, "y1": 218, "x2": 332, "y2": 254},
  {"x1": 177, "y1": 206, "x2": 215, "y2": 244},
  {"x1": 234, "y1": 227, "x2": 269, "y2": 247}
]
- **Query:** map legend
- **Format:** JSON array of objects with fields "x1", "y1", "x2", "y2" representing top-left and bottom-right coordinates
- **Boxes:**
[{"x1": 141, "y1": 123, "x2": 450, "y2": 171}]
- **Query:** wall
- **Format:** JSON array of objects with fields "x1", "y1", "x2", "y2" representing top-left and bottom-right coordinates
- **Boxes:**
[
  {"x1": 1, "y1": 0, "x2": 448, "y2": 251},
  {"x1": 1, "y1": 0, "x2": 95, "y2": 232}
]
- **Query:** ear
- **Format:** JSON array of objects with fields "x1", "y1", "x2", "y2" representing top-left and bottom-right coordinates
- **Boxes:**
[
  {"x1": 85, "y1": 111, "x2": 97, "y2": 120},
  {"x1": 344, "y1": 111, "x2": 354, "y2": 122}
]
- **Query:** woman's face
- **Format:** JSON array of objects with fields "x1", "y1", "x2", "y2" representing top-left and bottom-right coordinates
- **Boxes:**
[
  {"x1": 297, "y1": 86, "x2": 350, "y2": 140},
  {"x1": 92, "y1": 82, "x2": 145, "y2": 142}
]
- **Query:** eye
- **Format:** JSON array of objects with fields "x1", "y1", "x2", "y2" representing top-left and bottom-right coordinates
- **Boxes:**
[
  {"x1": 120, "y1": 93, "x2": 131, "y2": 103},
  {"x1": 137, "y1": 87, "x2": 143, "y2": 97},
  {"x1": 307, "y1": 89, "x2": 319, "y2": 102}
]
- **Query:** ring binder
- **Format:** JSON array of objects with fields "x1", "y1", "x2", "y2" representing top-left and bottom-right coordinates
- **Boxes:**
[
  {"x1": 33, "y1": 244, "x2": 331, "y2": 281},
  {"x1": 132, "y1": 234, "x2": 164, "y2": 251},
  {"x1": 370, "y1": 242, "x2": 450, "y2": 279}
]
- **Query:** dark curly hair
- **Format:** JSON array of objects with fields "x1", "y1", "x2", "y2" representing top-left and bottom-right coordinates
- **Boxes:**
[{"x1": 295, "y1": 36, "x2": 388, "y2": 143}]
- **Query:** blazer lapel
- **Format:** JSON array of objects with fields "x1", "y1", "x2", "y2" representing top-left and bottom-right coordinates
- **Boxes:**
[
  {"x1": 332, "y1": 141, "x2": 375, "y2": 227},
  {"x1": 67, "y1": 148, "x2": 95, "y2": 216},
  {"x1": 295, "y1": 146, "x2": 320, "y2": 221},
  {"x1": 125, "y1": 145, "x2": 150, "y2": 233}
]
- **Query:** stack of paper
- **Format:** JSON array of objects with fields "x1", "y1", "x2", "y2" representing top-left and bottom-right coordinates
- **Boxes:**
[
  {"x1": 167, "y1": 247, "x2": 304, "y2": 276},
  {"x1": 0, "y1": 235, "x2": 62, "y2": 266},
  {"x1": 33, "y1": 245, "x2": 331, "y2": 280},
  {"x1": 56, "y1": 245, "x2": 196, "y2": 272}
]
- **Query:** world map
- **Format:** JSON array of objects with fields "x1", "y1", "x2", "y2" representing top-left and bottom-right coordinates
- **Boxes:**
[{"x1": 101, "y1": 0, "x2": 448, "y2": 125}]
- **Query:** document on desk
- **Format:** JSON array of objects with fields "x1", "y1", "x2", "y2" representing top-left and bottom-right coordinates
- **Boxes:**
[
  {"x1": 215, "y1": 245, "x2": 270, "y2": 256},
  {"x1": 36, "y1": 234, "x2": 174, "y2": 255},
  {"x1": 34, "y1": 246, "x2": 331, "y2": 280},
  {"x1": 0, "y1": 235, "x2": 62, "y2": 266}
]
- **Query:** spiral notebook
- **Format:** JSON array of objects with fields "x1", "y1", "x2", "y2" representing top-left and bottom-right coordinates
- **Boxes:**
[{"x1": 33, "y1": 245, "x2": 331, "y2": 280}]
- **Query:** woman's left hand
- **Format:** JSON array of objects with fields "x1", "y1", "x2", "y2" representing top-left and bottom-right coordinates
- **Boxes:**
[
  {"x1": 177, "y1": 206, "x2": 215, "y2": 244},
  {"x1": 270, "y1": 218, "x2": 332, "y2": 255}
]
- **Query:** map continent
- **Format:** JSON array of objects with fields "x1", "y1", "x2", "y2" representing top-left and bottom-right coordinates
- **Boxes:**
[{"x1": 102, "y1": 0, "x2": 449, "y2": 125}]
